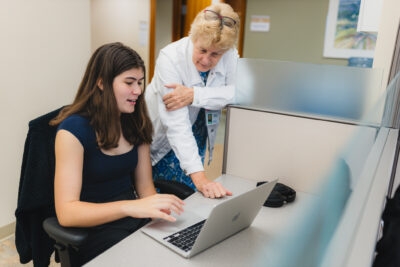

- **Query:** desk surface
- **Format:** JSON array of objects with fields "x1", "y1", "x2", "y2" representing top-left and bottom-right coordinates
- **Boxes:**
[{"x1": 84, "y1": 175, "x2": 315, "y2": 267}]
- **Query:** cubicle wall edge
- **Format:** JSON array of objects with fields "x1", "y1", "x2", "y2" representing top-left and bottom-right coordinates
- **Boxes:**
[
  {"x1": 221, "y1": 105, "x2": 232, "y2": 176},
  {"x1": 345, "y1": 128, "x2": 398, "y2": 267},
  {"x1": 321, "y1": 128, "x2": 398, "y2": 267}
]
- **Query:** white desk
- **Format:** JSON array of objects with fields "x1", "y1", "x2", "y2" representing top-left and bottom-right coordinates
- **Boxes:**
[{"x1": 84, "y1": 175, "x2": 316, "y2": 267}]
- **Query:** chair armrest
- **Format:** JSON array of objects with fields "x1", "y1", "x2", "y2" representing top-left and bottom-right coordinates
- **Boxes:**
[
  {"x1": 154, "y1": 179, "x2": 195, "y2": 200},
  {"x1": 42, "y1": 181, "x2": 193, "y2": 249},
  {"x1": 43, "y1": 217, "x2": 88, "y2": 248}
]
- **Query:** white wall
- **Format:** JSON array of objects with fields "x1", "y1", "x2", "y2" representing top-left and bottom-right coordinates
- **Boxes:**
[
  {"x1": 91, "y1": 0, "x2": 150, "y2": 78},
  {"x1": 373, "y1": 0, "x2": 400, "y2": 88},
  {"x1": 0, "y1": 0, "x2": 91, "y2": 229},
  {"x1": 0, "y1": 0, "x2": 152, "y2": 234}
]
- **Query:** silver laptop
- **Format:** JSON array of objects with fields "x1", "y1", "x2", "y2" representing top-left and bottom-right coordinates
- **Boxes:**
[{"x1": 141, "y1": 179, "x2": 277, "y2": 258}]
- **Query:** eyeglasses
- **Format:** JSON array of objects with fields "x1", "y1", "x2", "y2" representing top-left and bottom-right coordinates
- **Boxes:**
[{"x1": 203, "y1": 10, "x2": 236, "y2": 29}]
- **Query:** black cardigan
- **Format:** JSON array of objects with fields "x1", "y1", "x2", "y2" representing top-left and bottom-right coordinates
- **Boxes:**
[{"x1": 15, "y1": 107, "x2": 62, "y2": 267}]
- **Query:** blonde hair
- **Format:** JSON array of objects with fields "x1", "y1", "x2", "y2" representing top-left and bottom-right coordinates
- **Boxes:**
[{"x1": 189, "y1": 3, "x2": 240, "y2": 50}]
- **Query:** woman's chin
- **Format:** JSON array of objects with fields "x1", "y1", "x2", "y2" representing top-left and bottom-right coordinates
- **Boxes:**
[
  {"x1": 196, "y1": 65, "x2": 210, "y2": 72},
  {"x1": 121, "y1": 107, "x2": 135, "y2": 114}
]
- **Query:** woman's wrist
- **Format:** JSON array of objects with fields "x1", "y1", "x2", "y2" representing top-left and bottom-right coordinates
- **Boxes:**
[{"x1": 190, "y1": 171, "x2": 209, "y2": 190}]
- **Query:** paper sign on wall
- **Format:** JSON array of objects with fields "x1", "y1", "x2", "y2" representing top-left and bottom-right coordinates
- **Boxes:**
[
  {"x1": 139, "y1": 21, "x2": 148, "y2": 46},
  {"x1": 250, "y1": 15, "x2": 270, "y2": 32}
]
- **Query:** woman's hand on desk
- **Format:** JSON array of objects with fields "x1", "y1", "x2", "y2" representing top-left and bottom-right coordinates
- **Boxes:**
[
  {"x1": 124, "y1": 194, "x2": 185, "y2": 222},
  {"x1": 191, "y1": 171, "x2": 233, "y2": 199}
]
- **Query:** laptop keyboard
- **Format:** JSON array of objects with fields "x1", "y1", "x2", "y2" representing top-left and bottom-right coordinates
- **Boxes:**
[{"x1": 163, "y1": 219, "x2": 206, "y2": 252}]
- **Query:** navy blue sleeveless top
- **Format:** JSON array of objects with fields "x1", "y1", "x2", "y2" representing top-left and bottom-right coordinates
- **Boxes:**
[{"x1": 58, "y1": 115, "x2": 138, "y2": 203}]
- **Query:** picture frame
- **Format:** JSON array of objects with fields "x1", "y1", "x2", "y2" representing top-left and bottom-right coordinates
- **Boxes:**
[{"x1": 323, "y1": 0, "x2": 377, "y2": 59}]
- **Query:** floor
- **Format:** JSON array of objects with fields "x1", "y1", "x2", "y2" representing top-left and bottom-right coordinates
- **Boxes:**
[
  {"x1": 0, "y1": 234, "x2": 59, "y2": 267},
  {"x1": 0, "y1": 110, "x2": 227, "y2": 266}
]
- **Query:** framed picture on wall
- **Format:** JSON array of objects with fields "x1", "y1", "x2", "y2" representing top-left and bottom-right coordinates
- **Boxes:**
[{"x1": 323, "y1": 0, "x2": 377, "y2": 59}]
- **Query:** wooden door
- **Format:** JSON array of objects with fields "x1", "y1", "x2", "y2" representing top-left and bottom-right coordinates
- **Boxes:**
[{"x1": 223, "y1": 0, "x2": 247, "y2": 57}]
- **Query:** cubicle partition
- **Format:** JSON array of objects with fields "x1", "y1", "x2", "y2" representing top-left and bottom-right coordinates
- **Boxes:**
[
  {"x1": 223, "y1": 107, "x2": 377, "y2": 194},
  {"x1": 222, "y1": 59, "x2": 400, "y2": 267},
  {"x1": 234, "y1": 58, "x2": 384, "y2": 123}
]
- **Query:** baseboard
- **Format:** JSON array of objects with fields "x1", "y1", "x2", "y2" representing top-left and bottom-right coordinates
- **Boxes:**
[{"x1": 0, "y1": 222, "x2": 15, "y2": 241}]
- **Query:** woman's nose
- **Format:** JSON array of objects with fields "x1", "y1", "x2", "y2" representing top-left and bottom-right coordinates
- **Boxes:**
[
  {"x1": 200, "y1": 54, "x2": 212, "y2": 64},
  {"x1": 132, "y1": 84, "x2": 142, "y2": 95}
]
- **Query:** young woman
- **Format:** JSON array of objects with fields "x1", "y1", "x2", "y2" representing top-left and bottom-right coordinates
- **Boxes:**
[{"x1": 50, "y1": 42, "x2": 184, "y2": 266}]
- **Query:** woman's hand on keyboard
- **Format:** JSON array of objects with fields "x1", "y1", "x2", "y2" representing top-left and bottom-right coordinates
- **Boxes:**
[{"x1": 124, "y1": 194, "x2": 185, "y2": 222}]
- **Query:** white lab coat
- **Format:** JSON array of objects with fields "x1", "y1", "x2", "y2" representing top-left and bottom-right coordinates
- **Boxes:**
[{"x1": 145, "y1": 36, "x2": 238, "y2": 175}]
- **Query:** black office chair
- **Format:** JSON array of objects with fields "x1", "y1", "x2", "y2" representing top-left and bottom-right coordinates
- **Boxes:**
[{"x1": 16, "y1": 107, "x2": 195, "y2": 267}]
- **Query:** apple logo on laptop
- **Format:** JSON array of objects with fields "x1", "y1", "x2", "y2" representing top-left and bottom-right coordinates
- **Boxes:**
[{"x1": 232, "y1": 212, "x2": 240, "y2": 222}]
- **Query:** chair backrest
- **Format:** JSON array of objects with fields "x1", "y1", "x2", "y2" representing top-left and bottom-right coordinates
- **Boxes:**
[{"x1": 15, "y1": 107, "x2": 62, "y2": 266}]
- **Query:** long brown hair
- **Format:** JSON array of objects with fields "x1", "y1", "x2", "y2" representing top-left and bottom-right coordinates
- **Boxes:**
[{"x1": 50, "y1": 42, "x2": 153, "y2": 149}]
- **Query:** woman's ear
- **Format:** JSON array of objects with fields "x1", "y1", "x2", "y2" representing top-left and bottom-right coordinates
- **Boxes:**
[{"x1": 97, "y1": 79, "x2": 104, "y2": 90}]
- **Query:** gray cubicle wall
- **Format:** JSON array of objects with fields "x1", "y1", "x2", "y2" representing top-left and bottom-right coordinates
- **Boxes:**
[
  {"x1": 382, "y1": 72, "x2": 400, "y2": 128},
  {"x1": 235, "y1": 58, "x2": 384, "y2": 124},
  {"x1": 223, "y1": 106, "x2": 377, "y2": 192},
  {"x1": 226, "y1": 58, "x2": 386, "y2": 192}
]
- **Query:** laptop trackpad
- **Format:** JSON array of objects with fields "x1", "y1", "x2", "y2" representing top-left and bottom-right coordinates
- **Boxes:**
[{"x1": 142, "y1": 210, "x2": 204, "y2": 239}]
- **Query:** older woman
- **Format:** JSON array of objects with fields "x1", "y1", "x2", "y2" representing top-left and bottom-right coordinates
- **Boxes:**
[{"x1": 145, "y1": 3, "x2": 240, "y2": 199}]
